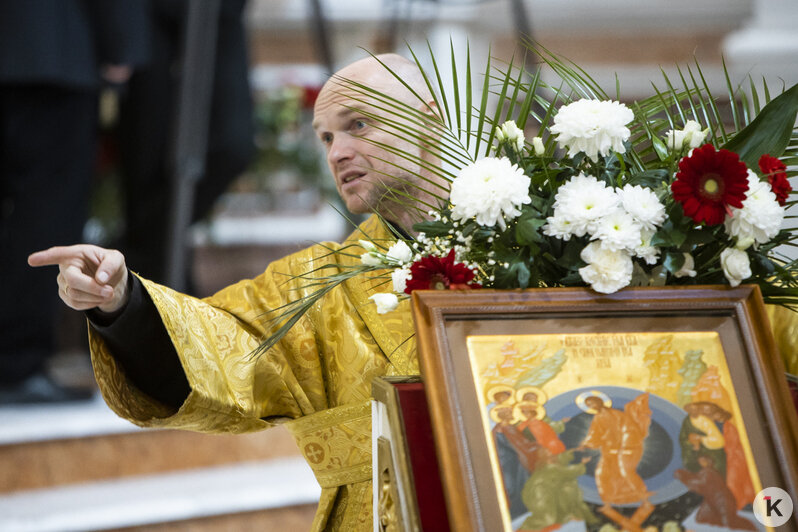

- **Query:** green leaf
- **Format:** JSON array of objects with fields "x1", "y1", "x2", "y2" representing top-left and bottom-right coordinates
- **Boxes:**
[
  {"x1": 413, "y1": 220, "x2": 450, "y2": 237},
  {"x1": 627, "y1": 169, "x2": 669, "y2": 189},
  {"x1": 514, "y1": 261, "x2": 531, "y2": 288},
  {"x1": 516, "y1": 216, "x2": 547, "y2": 245},
  {"x1": 722, "y1": 83, "x2": 798, "y2": 165},
  {"x1": 559, "y1": 239, "x2": 586, "y2": 270},
  {"x1": 663, "y1": 252, "x2": 686, "y2": 274}
]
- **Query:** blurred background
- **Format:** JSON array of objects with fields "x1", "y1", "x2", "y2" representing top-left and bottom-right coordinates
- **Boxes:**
[{"x1": 1, "y1": 0, "x2": 796, "y2": 530}]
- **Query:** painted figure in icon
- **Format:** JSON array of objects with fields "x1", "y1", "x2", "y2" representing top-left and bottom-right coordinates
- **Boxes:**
[
  {"x1": 576, "y1": 391, "x2": 653, "y2": 507},
  {"x1": 679, "y1": 400, "x2": 756, "y2": 514},
  {"x1": 491, "y1": 402, "x2": 535, "y2": 517},
  {"x1": 674, "y1": 455, "x2": 757, "y2": 531},
  {"x1": 517, "y1": 449, "x2": 598, "y2": 532}
]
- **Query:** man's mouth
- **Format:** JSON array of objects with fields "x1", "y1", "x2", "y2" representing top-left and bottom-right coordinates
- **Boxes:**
[{"x1": 340, "y1": 171, "x2": 365, "y2": 185}]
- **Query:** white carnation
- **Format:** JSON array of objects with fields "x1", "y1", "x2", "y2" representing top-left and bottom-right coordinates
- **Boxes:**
[
  {"x1": 725, "y1": 170, "x2": 784, "y2": 245},
  {"x1": 495, "y1": 120, "x2": 525, "y2": 152},
  {"x1": 551, "y1": 173, "x2": 619, "y2": 237},
  {"x1": 720, "y1": 247, "x2": 751, "y2": 287},
  {"x1": 450, "y1": 156, "x2": 531, "y2": 230},
  {"x1": 664, "y1": 120, "x2": 708, "y2": 151},
  {"x1": 391, "y1": 267, "x2": 411, "y2": 294},
  {"x1": 550, "y1": 99, "x2": 634, "y2": 162},
  {"x1": 617, "y1": 184, "x2": 666, "y2": 231},
  {"x1": 386, "y1": 240, "x2": 413, "y2": 264},
  {"x1": 592, "y1": 208, "x2": 642, "y2": 252},
  {"x1": 369, "y1": 293, "x2": 400, "y2": 314},
  {"x1": 673, "y1": 253, "x2": 697, "y2": 278},
  {"x1": 578, "y1": 241, "x2": 633, "y2": 294}
]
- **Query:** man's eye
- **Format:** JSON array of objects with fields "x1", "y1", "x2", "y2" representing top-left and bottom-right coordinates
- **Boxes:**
[
  {"x1": 354, "y1": 120, "x2": 367, "y2": 130},
  {"x1": 321, "y1": 133, "x2": 333, "y2": 144}
]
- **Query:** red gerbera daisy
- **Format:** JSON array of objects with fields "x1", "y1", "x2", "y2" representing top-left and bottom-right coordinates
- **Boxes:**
[
  {"x1": 671, "y1": 143, "x2": 749, "y2": 225},
  {"x1": 404, "y1": 249, "x2": 481, "y2": 293},
  {"x1": 759, "y1": 153, "x2": 792, "y2": 206}
]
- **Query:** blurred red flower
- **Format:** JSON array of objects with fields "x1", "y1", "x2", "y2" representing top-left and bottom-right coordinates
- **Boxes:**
[
  {"x1": 405, "y1": 249, "x2": 481, "y2": 293},
  {"x1": 671, "y1": 144, "x2": 749, "y2": 225},
  {"x1": 758, "y1": 153, "x2": 791, "y2": 206}
]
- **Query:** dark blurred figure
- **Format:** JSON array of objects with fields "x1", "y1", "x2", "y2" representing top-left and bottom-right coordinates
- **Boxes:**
[
  {"x1": 0, "y1": 0, "x2": 149, "y2": 402},
  {"x1": 116, "y1": 0, "x2": 255, "y2": 286}
]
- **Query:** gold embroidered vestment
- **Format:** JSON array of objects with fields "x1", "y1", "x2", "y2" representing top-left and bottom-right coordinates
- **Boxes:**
[{"x1": 88, "y1": 216, "x2": 797, "y2": 530}]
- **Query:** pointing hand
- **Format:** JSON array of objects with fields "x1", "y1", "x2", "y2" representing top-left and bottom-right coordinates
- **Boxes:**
[{"x1": 28, "y1": 245, "x2": 129, "y2": 313}]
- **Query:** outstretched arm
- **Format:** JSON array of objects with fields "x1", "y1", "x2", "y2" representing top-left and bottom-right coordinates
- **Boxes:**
[{"x1": 28, "y1": 245, "x2": 130, "y2": 313}]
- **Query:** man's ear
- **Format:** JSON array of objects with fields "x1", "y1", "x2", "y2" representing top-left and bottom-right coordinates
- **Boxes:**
[{"x1": 420, "y1": 99, "x2": 441, "y2": 124}]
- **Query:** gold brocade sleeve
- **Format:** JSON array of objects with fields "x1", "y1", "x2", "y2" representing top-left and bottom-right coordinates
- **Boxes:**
[
  {"x1": 766, "y1": 304, "x2": 798, "y2": 374},
  {"x1": 89, "y1": 243, "x2": 340, "y2": 432}
]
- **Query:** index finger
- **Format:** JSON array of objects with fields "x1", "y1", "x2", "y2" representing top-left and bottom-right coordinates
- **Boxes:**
[{"x1": 28, "y1": 246, "x2": 83, "y2": 267}]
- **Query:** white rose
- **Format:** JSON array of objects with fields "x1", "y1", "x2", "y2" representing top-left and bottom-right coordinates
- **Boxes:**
[
  {"x1": 720, "y1": 247, "x2": 752, "y2": 287},
  {"x1": 359, "y1": 239, "x2": 377, "y2": 252},
  {"x1": 391, "y1": 267, "x2": 411, "y2": 294},
  {"x1": 673, "y1": 253, "x2": 697, "y2": 278},
  {"x1": 369, "y1": 293, "x2": 399, "y2": 314},
  {"x1": 360, "y1": 252, "x2": 383, "y2": 266},
  {"x1": 497, "y1": 120, "x2": 525, "y2": 152},
  {"x1": 386, "y1": 240, "x2": 413, "y2": 264},
  {"x1": 532, "y1": 136, "x2": 545, "y2": 156},
  {"x1": 664, "y1": 120, "x2": 708, "y2": 151}
]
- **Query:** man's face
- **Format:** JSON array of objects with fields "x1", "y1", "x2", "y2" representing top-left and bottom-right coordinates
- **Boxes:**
[{"x1": 312, "y1": 64, "x2": 426, "y2": 217}]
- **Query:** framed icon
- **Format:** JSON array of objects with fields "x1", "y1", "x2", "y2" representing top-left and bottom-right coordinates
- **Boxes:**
[{"x1": 411, "y1": 285, "x2": 798, "y2": 532}]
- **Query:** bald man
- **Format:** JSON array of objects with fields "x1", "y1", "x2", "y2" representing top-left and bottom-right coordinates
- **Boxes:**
[{"x1": 29, "y1": 54, "x2": 445, "y2": 531}]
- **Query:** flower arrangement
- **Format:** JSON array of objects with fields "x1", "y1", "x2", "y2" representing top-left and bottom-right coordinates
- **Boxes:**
[
  {"x1": 256, "y1": 45, "x2": 797, "y2": 353},
  {"x1": 349, "y1": 46, "x2": 798, "y2": 314}
]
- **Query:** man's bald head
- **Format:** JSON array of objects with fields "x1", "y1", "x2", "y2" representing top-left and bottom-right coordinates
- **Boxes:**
[
  {"x1": 311, "y1": 53, "x2": 445, "y2": 230},
  {"x1": 320, "y1": 53, "x2": 434, "y2": 111}
]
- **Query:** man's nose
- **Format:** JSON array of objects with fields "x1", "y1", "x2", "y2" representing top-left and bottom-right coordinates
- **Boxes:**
[{"x1": 328, "y1": 135, "x2": 356, "y2": 165}]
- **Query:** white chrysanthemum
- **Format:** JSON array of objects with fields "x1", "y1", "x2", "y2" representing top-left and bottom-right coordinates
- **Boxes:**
[
  {"x1": 664, "y1": 120, "x2": 708, "y2": 151},
  {"x1": 386, "y1": 240, "x2": 413, "y2": 264},
  {"x1": 360, "y1": 252, "x2": 382, "y2": 266},
  {"x1": 592, "y1": 208, "x2": 642, "y2": 252},
  {"x1": 725, "y1": 170, "x2": 784, "y2": 245},
  {"x1": 578, "y1": 241, "x2": 634, "y2": 294},
  {"x1": 495, "y1": 120, "x2": 525, "y2": 152},
  {"x1": 634, "y1": 228, "x2": 660, "y2": 265},
  {"x1": 720, "y1": 247, "x2": 751, "y2": 287},
  {"x1": 550, "y1": 99, "x2": 634, "y2": 162},
  {"x1": 450, "y1": 156, "x2": 531, "y2": 230},
  {"x1": 369, "y1": 293, "x2": 399, "y2": 314},
  {"x1": 391, "y1": 267, "x2": 411, "y2": 294},
  {"x1": 617, "y1": 184, "x2": 666, "y2": 231},
  {"x1": 551, "y1": 173, "x2": 619, "y2": 237},
  {"x1": 673, "y1": 253, "x2": 697, "y2": 278},
  {"x1": 542, "y1": 209, "x2": 575, "y2": 241}
]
